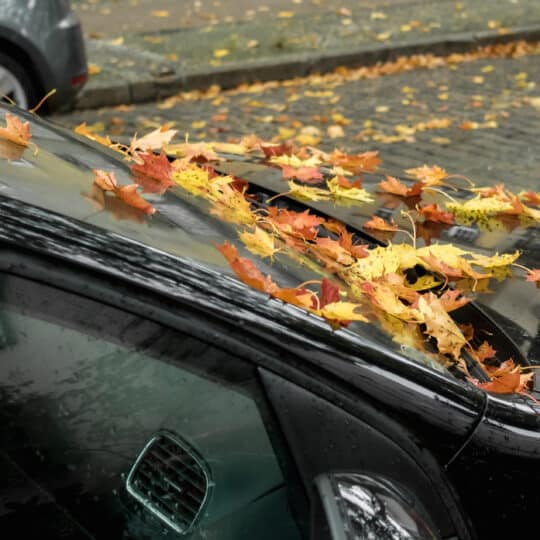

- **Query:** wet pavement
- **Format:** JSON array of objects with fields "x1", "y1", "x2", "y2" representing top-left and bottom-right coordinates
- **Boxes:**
[{"x1": 53, "y1": 41, "x2": 540, "y2": 192}]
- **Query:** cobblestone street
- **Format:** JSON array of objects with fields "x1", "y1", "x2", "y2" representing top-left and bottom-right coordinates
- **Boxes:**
[{"x1": 54, "y1": 44, "x2": 540, "y2": 191}]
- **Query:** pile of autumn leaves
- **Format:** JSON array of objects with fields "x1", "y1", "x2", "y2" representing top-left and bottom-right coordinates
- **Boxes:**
[{"x1": 2, "y1": 112, "x2": 540, "y2": 396}]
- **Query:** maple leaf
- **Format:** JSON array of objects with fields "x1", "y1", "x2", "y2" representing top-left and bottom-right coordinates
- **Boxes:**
[
  {"x1": 405, "y1": 164, "x2": 448, "y2": 185},
  {"x1": 82, "y1": 184, "x2": 146, "y2": 224},
  {"x1": 320, "y1": 278, "x2": 340, "y2": 308},
  {"x1": 272, "y1": 287, "x2": 316, "y2": 309},
  {"x1": 74, "y1": 122, "x2": 114, "y2": 149},
  {"x1": 520, "y1": 191, "x2": 540, "y2": 206},
  {"x1": 327, "y1": 177, "x2": 374, "y2": 202},
  {"x1": 377, "y1": 176, "x2": 422, "y2": 197},
  {"x1": 526, "y1": 269, "x2": 540, "y2": 288},
  {"x1": 327, "y1": 149, "x2": 381, "y2": 174},
  {"x1": 130, "y1": 151, "x2": 174, "y2": 187},
  {"x1": 362, "y1": 281, "x2": 423, "y2": 322},
  {"x1": 0, "y1": 113, "x2": 31, "y2": 147},
  {"x1": 417, "y1": 203, "x2": 455, "y2": 224},
  {"x1": 311, "y1": 237, "x2": 355, "y2": 266},
  {"x1": 169, "y1": 141, "x2": 220, "y2": 162},
  {"x1": 416, "y1": 293, "x2": 467, "y2": 359},
  {"x1": 475, "y1": 341, "x2": 497, "y2": 362},
  {"x1": 438, "y1": 289, "x2": 471, "y2": 312},
  {"x1": 280, "y1": 164, "x2": 324, "y2": 184},
  {"x1": 267, "y1": 207, "x2": 323, "y2": 241},
  {"x1": 364, "y1": 215, "x2": 398, "y2": 231},
  {"x1": 92, "y1": 169, "x2": 155, "y2": 215},
  {"x1": 208, "y1": 177, "x2": 256, "y2": 226},
  {"x1": 287, "y1": 181, "x2": 331, "y2": 201},
  {"x1": 474, "y1": 359, "x2": 533, "y2": 394},
  {"x1": 217, "y1": 241, "x2": 277, "y2": 293},
  {"x1": 0, "y1": 139, "x2": 24, "y2": 161},
  {"x1": 239, "y1": 227, "x2": 279, "y2": 259},
  {"x1": 318, "y1": 302, "x2": 368, "y2": 324},
  {"x1": 260, "y1": 141, "x2": 294, "y2": 158},
  {"x1": 129, "y1": 124, "x2": 177, "y2": 153}
]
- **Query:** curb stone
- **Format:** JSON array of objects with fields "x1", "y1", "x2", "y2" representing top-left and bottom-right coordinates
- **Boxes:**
[{"x1": 75, "y1": 25, "x2": 540, "y2": 111}]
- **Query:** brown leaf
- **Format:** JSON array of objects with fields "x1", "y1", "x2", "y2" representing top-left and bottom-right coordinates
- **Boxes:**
[
  {"x1": 417, "y1": 203, "x2": 455, "y2": 224},
  {"x1": 130, "y1": 151, "x2": 174, "y2": 187}
]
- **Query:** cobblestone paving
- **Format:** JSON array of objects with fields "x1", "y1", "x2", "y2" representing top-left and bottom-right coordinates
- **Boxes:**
[{"x1": 53, "y1": 51, "x2": 540, "y2": 191}]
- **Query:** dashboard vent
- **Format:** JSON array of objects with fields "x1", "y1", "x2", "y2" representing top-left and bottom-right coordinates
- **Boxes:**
[{"x1": 126, "y1": 431, "x2": 210, "y2": 534}]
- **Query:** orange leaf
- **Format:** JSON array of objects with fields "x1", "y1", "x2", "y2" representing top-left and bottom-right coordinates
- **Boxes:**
[
  {"x1": 364, "y1": 215, "x2": 398, "y2": 231},
  {"x1": 522, "y1": 191, "x2": 540, "y2": 206},
  {"x1": 93, "y1": 169, "x2": 118, "y2": 191},
  {"x1": 328, "y1": 149, "x2": 381, "y2": 174},
  {"x1": 475, "y1": 341, "x2": 497, "y2": 362},
  {"x1": 280, "y1": 164, "x2": 324, "y2": 184},
  {"x1": 526, "y1": 269, "x2": 540, "y2": 287},
  {"x1": 476, "y1": 366, "x2": 522, "y2": 394},
  {"x1": 417, "y1": 203, "x2": 455, "y2": 224},
  {"x1": 217, "y1": 241, "x2": 277, "y2": 294},
  {"x1": 267, "y1": 207, "x2": 323, "y2": 241},
  {"x1": 438, "y1": 289, "x2": 471, "y2": 312},
  {"x1": 115, "y1": 184, "x2": 156, "y2": 215},
  {"x1": 0, "y1": 113, "x2": 31, "y2": 147},
  {"x1": 272, "y1": 287, "x2": 316, "y2": 309},
  {"x1": 405, "y1": 164, "x2": 448, "y2": 185},
  {"x1": 260, "y1": 142, "x2": 294, "y2": 158},
  {"x1": 93, "y1": 169, "x2": 155, "y2": 215}
]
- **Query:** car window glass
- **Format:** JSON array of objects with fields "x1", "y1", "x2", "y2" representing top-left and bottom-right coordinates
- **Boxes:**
[{"x1": 0, "y1": 273, "x2": 304, "y2": 540}]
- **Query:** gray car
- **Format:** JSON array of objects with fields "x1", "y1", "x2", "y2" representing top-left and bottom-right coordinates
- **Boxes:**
[{"x1": 0, "y1": 0, "x2": 87, "y2": 112}]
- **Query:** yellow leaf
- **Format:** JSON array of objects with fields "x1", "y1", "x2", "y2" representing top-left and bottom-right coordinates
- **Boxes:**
[
  {"x1": 213, "y1": 49, "x2": 230, "y2": 58},
  {"x1": 239, "y1": 227, "x2": 279, "y2": 259},
  {"x1": 278, "y1": 11, "x2": 295, "y2": 18},
  {"x1": 88, "y1": 63, "x2": 102, "y2": 75},
  {"x1": 287, "y1": 181, "x2": 331, "y2": 201},
  {"x1": 151, "y1": 10, "x2": 169, "y2": 17},
  {"x1": 318, "y1": 302, "x2": 368, "y2": 323},
  {"x1": 326, "y1": 177, "x2": 374, "y2": 203}
]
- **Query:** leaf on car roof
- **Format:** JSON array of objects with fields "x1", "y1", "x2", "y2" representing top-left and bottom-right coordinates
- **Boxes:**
[{"x1": 0, "y1": 113, "x2": 31, "y2": 147}]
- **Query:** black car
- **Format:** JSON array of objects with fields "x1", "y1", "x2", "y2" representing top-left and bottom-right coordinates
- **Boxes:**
[{"x1": 0, "y1": 103, "x2": 539, "y2": 540}]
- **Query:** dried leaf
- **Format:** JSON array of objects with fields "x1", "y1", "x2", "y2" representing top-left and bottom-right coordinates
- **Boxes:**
[
  {"x1": 0, "y1": 113, "x2": 31, "y2": 147},
  {"x1": 130, "y1": 125, "x2": 177, "y2": 153},
  {"x1": 239, "y1": 227, "x2": 279, "y2": 259},
  {"x1": 364, "y1": 215, "x2": 398, "y2": 231},
  {"x1": 526, "y1": 269, "x2": 540, "y2": 287},
  {"x1": 327, "y1": 177, "x2": 374, "y2": 202},
  {"x1": 130, "y1": 151, "x2": 174, "y2": 187},
  {"x1": 417, "y1": 203, "x2": 455, "y2": 224}
]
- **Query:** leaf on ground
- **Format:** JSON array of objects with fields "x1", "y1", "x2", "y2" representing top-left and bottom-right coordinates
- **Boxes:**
[
  {"x1": 364, "y1": 215, "x2": 398, "y2": 231},
  {"x1": 0, "y1": 113, "x2": 31, "y2": 147}
]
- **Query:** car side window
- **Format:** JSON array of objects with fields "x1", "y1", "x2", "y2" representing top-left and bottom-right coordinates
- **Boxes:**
[{"x1": 0, "y1": 273, "x2": 304, "y2": 540}]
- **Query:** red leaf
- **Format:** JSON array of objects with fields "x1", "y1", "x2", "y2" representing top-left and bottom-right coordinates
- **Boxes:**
[
  {"x1": 130, "y1": 151, "x2": 174, "y2": 187},
  {"x1": 417, "y1": 203, "x2": 455, "y2": 224},
  {"x1": 522, "y1": 191, "x2": 540, "y2": 206},
  {"x1": 260, "y1": 142, "x2": 294, "y2": 158},
  {"x1": 268, "y1": 207, "x2": 323, "y2": 241},
  {"x1": 320, "y1": 278, "x2": 340, "y2": 308}
]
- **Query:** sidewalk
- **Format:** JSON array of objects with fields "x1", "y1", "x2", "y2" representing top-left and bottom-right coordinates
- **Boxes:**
[{"x1": 75, "y1": 0, "x2": 540, "y2": 109}]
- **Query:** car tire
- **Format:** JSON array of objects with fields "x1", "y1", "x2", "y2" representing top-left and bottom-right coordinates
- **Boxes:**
[{"x1": 0, "y1": 52, "x2": 39, "y2": 110}]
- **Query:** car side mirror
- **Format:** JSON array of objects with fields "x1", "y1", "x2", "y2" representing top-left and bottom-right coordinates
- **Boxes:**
[{"x1": 315, "y1": 472, "x2": 439, "y2": 540}]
